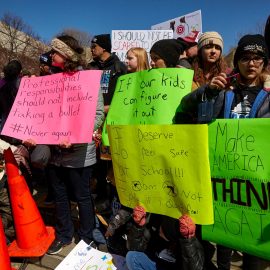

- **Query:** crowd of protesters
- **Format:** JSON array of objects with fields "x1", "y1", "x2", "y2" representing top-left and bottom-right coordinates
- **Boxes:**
[{"x1": 0, "y1": 14, "x2": 270, "y2": 270}]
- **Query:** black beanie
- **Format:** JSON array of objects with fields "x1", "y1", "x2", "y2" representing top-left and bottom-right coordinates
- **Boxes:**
[
  {"x1": 150, "y1": 39, "x2": 185, "y2": 67},
  {"x1": 233, "y1": 34, "x2": 269, "y2": 67},
  {"x1": 92, "y1": 34, "x2": 111, "y2": 53}
]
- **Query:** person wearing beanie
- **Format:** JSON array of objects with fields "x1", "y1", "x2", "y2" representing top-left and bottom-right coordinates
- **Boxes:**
[
  {"x1": 150, "y1": 39, "x2": 185, "y2": 68},
  {"x1": 88, "y1": 33, "x2": 126, "y2": 110},
  {"x1": 91, "y1": 34, "x2": 112, "y2": 54},
  {"x1": 197, "y1": 31, "x2": 224, "y2": 52},
  {"x1": 40, "y1": 34, "x2": 105, "y2": 255},
  {"x1": 188, "y1": 31, "x2": 227, "y2": 91},
  {"x1": 177, "y1": 31, "x2": 201, "y2": 69},
  {"x1": 50, "y1": 35, "x2": 84, "y2": 71},
  {"x1": 87, "y1": 35, "x2": 127, "y2": 217},
  {"x1": 174, "y1": 33, "x2": 270, "y2": 269}
]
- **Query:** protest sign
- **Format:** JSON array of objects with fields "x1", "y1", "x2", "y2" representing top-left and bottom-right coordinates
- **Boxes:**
[
  {"x1": 55, "y1": 240, "x2": 116, "y2": 270},
  {"x1": 151, "y1": 10, "x2": 202, "y2": 39},
  {"x1": 107, "y1": 124, "x2": 213, "y2": 224},
  {"x1": 112, "y1": 30, "x2": 173, "y2": 61},
  {"x1": 1, "y1": 70, "x2": 102, "y2": 144},
  {"x1": 203, "y1": 119, "x2": 270, "y2": 260},
  {"x1": 102, "y1": 68, "x2": 193, "y2": 145}
]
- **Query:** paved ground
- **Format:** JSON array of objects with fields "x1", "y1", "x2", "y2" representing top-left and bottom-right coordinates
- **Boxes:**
[{"x1": 8, "y1": 185, "x2": 245, "y2": 270}]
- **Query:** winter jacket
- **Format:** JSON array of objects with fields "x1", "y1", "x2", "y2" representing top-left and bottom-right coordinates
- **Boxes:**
[
  {"x1": 173, "y1": 84, "x2": 270, "y2": 124},
  {"x1": 179, "y1": 237, "x2": 204, "y2": 270},
  {"x1": 87, "y1": 53, "x2": 127, "y2": 106},
  {"x1": 106, "y1": 207, "x2": 151, "y2": 252}
]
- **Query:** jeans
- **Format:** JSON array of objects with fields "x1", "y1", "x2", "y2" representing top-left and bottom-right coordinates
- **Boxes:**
[
  {"x1": 48, "y1": 165, "x2": 95, "y2": 244},
  {"x1": 126, "y1": 251, "x2": 156, "y2": 270}
]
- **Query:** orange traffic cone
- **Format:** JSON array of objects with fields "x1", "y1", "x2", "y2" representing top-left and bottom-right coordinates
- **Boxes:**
[
  {"x1": 4, "y1": 148, "x2": 55, "y2": 257},
  {"x1": 0, "y1": 217, "x2": 16, "y2": 270}
]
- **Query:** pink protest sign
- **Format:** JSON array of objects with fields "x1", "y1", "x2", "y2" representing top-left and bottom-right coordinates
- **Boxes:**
[{"x1": 1, "y1": 70, "x2": 102, "y2": 144}]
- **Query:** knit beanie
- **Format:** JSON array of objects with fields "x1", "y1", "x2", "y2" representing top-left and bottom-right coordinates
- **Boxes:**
[
  {"x1": 92, "y1": 34, "x2": 111, "y2": 53},
  {"x1": 233, "y1": 34, "x2": 269, "y2": 67},
  {"x1": 179, "y1": 214, "x2": 196, "y2": 239},
  {"x1": 197, "y1": 31, "x2": 223, "y2": 52},
  {"x1": 150, "y1": 39, "x2": 185, "y2": 67},
  {"x1": 51, "y1": 38, "x2": 79, "y2": 62},
  {"x1": 133, "y1": 205, "x2": 146, "y2": 226}
]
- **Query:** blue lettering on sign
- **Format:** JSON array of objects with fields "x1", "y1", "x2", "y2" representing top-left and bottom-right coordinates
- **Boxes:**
[{"x1": 100, "y1": 70, "x2": 111, "y2": 94}]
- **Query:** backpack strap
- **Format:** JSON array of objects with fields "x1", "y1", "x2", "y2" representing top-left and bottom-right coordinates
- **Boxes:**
[
  {"x1": 224, "y1": 89, "x2": 268, "y2": 119},
  {"x1": 224, "y1": 91, "x2": 235, "y2": 118},
  {"x1": 249, "y1": 89, "x2": 268, "y2": 118}
]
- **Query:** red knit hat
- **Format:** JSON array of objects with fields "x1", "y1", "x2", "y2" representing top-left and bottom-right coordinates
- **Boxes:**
[
  {"x1": 133, "y1": 206, "x2": 146, "y2": 226},
  {"x1": 179, "y1": 214, "x2": 196, "y2": 239}
]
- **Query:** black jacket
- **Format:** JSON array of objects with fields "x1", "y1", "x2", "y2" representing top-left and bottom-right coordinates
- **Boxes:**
[
  {"x1": 87, "y1": 53, "x2": 127, "y2": 105},
  {"x1": 173, "y1": 84, "x2": 270, "y2": 124}
]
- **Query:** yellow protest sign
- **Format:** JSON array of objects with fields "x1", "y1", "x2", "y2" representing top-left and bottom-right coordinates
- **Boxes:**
[{"x1": 108, "y1": 124, "x2": 213, "y2": 224}]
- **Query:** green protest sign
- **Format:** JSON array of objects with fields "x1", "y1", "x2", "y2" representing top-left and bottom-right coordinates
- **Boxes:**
[
  {"x1": 102, "y1": 68, "x2": 193, "y2": 145},
  {"x1": 203, "y1": 119, "x2": 270, "y2": 260}
]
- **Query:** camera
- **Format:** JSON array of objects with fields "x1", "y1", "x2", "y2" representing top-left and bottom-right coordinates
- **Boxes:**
[{"x1": 39, "y1": 51, "x2": 52, "y2": 66}]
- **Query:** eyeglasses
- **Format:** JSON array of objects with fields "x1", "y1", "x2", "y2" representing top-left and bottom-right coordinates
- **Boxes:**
[{"x1": 239, "y1": 56, "x2": 264, "y2": 65}]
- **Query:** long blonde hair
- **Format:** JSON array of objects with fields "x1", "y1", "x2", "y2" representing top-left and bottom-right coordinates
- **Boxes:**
[{"x1": 126, "y1": 47, "x2": 150, "y2": 71}]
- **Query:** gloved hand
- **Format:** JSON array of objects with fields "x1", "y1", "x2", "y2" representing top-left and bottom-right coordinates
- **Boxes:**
[
  {"x1": 179, "y1": 214, "x2": 196, "y2": 239},
  {"x1": 133, "y1": 205, "x2": 146, "y2": 226}
]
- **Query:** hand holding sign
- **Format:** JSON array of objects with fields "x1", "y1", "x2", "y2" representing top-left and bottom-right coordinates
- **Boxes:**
[{"x1": 1, "y1": 70, "x2": 102, "y2": 144}]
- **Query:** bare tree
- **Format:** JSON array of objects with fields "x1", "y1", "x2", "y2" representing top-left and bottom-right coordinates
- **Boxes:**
[
  {"x1": 0, "y1": 12, "x2": 48, "y2": 75},
  {"x1": 58, "y1": 28, "x2": 93, "y2": 47}
]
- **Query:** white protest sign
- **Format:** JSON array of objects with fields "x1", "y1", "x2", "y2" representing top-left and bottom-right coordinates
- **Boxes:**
[
  {"x1": 55, "y1": 240, "x2": 117, "y2": 270},
  {"x1": 112, "y1": 30, "x2": 173, "y2": 61},
  {"x1": 151, "y1": 10, "x2": 202, "y2": 39}
]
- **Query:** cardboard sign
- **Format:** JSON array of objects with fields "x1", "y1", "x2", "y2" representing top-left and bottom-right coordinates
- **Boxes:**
[
  {"x1": 112, "y1": 30, "x2": 173, "y2": 61},
  {"x1": 1, "y1": 70, "x2": 102, "y2": 144},
  {"x1": 108, "y1": 124, "x2": 213, "y2": 225},
  {"x1": 102, "y1": 68, "x2": 194, "y2": 145},
  {"x1": 151, "y1": 10, "x2": 202, "y2": 39},
  {"x1": 55, "y1": 240, "x2": 116, "y2": 270},
  {"x1": 203, "y1": 119, "x2": 270, "y2": 260}
]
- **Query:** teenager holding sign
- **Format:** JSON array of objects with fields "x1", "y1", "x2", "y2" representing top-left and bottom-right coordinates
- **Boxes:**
[
  {"x1": 174, "y1": 34, "x2": 270, "y2": 269},
  {"x1": 29, "y1": 35, "x2": 105, "y2": 255}
]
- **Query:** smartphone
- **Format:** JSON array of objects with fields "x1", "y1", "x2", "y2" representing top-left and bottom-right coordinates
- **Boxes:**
[{"x1": 225, "y1": 73, "x2": 239, "y2": 87}]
